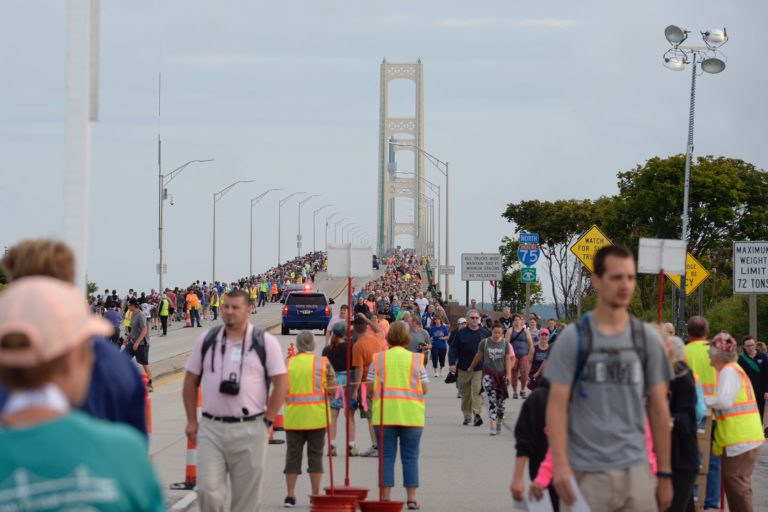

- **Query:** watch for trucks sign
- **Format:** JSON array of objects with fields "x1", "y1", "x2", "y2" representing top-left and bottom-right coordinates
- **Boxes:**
[
  {"x1": 733, "y1": 241, "x2": 768, "y2": 294},
  {"x1": 461, "y1": 253, "x2": 502, "y2": 281}
]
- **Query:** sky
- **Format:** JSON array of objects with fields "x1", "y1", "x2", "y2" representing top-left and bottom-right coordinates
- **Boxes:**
[{"x1": 2, "y1": 0, "x2": 767, "y2": 304}]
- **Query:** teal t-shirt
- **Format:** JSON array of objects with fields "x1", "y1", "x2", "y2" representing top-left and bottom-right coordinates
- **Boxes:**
[{"x1": 0, "y1": 411, "x2": 164, "y2": 511}]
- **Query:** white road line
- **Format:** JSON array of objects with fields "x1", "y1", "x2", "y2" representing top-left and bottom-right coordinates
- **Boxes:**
[{"x1": 170, "y1": 491, "x2": 197, "y2": 511}]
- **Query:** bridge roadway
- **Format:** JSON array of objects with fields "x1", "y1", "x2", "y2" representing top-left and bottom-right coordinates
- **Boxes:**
[{"x1": 145, "y1": 276, "x2": 768, "y2": 511}]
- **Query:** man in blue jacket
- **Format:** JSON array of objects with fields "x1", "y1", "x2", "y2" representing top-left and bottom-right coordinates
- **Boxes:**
[{"x1": 449, "y1": 309, "x2": 490, "y2": 427}]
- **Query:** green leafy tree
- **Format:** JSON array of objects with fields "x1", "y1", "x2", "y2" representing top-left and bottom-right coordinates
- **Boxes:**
[
  {"x1": 86, "y1": 281, "x2": 98, "y2": 296},
  {"x1": 501, "y1": 200, "x2": 596, "y2": 318},
  {"x1": 498, "y1": 237, "x2": 544, "y2": 313},
  {"x1": 602, "y1": 155, "x2": 768, "y2": 310}
]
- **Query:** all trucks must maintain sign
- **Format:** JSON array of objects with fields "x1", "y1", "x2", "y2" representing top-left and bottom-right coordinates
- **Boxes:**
[
  {"x1": 733, "y1": 241, "x2": 768, "y2": 294},
  {"x1": 461, "y1": 253, "x2": 502, "y2": 281},
  {"x1": 667, "y1": 253, "x2": 711, "y2": 294},
  {"x1": 571, "y1": 225, "x2": 612, "y2": 273},
  {"x1": 521, "y1": 267, "x2": 537, "y2": 284}
]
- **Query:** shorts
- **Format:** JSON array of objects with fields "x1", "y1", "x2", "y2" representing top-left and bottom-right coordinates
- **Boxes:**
[
  {"x1": 284, "y1": 429, "x2": 325, "y2": 474},
  {"x1": 357, "y1": 384, "x2": 373, "y2": 419},
  {"x1": 150, "y1": 309, "x2": 159, "y2": 319},
  {"x1": 330, "y1": 372, "x2": 357, "y2": 410},
  {"x1": 127, "y1": 341, "x2": 150, "y2": 365},
  {"x1": 168, "y1": 307, "x2": 176, "y2": 315}
]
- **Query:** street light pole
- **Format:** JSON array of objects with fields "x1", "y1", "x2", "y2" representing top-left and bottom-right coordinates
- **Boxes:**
[
  {"x1": 334, "y1": 218, "x2": 350, "y2": 243},
  {"x1": 390, "y1": 140, "x2": 451, "y2": 300},
  {"x1": 297, "y1": 194, "x2": 320, "y2": 257},
  {"x1": 249, "y1": 188, "x2": 282, "y2": 277},
  {"x1": 662, "y1": 25, "x2": 728, "y2": 336},
  {"x1": 278, "y1": 192, "x2": 305, "y2": 266},
  {"x1": 212, "y1": 180, "x2": 256, "y2": 284},
  {"x1": 324, "y1": 212, "x2": 341, "y2": 251},
  {"x1": 158, "y1": 159, "x2": 213, "y2": 292},
  {"x1": 312, "y1": 204, "x2": 332, "y2": 252}
]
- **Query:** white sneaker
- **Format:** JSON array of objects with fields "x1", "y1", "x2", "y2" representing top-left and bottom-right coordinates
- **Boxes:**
[{"x1": 434, "y1": 372, "x2": 439, "y2": 378}]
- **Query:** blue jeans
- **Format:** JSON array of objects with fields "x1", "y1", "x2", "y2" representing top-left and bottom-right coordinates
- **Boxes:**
[
  {"x1": 190, "y1": 308, "x2": 202, "y2": 327},
  {"x1": 705, "y1": 451, "x2": 721, "y2": 509},
  {"x1": 373, "y1": 426, "x2": 422, "y2": 488}
]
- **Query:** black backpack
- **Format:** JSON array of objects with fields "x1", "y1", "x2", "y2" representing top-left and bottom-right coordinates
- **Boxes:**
[
  {"x1": 198, "y1": 325, "x2": 271, "y2": 392},
  {"x1": 572, "y1": 312, "x2": 647, "y2": 400}
]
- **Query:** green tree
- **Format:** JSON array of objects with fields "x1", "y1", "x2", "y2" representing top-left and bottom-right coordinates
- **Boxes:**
[
  {"x1": 498, "y1": 237, "x2": 544, "y2": 312},
  {"x1": 501, "y1": 200, "x2": 596, "y2": 318},
  {"x1": 86, "y1": 281, "x2": 98, "y2": 296},
  {"x1": 602, "y1": 155, "x2": 768, "y2": 311}
]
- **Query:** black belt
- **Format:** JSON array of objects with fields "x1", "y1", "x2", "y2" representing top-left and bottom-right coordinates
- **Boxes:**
[{"x1": 202, "y1": 412, "x2": 264, "y2": 423}]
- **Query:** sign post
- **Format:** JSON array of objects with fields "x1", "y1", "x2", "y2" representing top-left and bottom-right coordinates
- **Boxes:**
[
  {"x1": 733, "y1": 241, "x2": 768, "y2": 338},
  {"x1": 638, "y1": 238, "x2": 687, "y2": 324},
  {"x1": 518, "y1": 233, "x2": 540, "y2": 319}
]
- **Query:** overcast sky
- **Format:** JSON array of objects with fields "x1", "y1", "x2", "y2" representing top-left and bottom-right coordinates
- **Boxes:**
[{"x1": 2, "y1": 1, "x2": 766, "y2": 304}]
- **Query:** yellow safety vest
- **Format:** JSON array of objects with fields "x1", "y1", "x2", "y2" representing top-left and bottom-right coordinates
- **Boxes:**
[
  {"x1": 159, "y1": 298, "x2": 170, "y2": 316},
  {"x1": 211, "y1": 295, "x2": 220, "y2": 307},
  {"x1": 250, "y1": 288, "x2": 258, "y2": 300},
  {"x1": 685, "y1": 339, "x2": 718, "y2": 397},
  {"x1": 123, "y1": 310, "x2": 132, "y2": 327},
  {"x1": 712, "y1": 362, "x2": 764, "y2": 456},
  {"x1": 284, "y1": 353, "x2": 328, "y2": 430},
  {"x1": 371, "y1": 347, "x2": 425, "y2": 427}
]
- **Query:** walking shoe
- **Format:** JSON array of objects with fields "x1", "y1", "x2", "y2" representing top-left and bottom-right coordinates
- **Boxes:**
[
  {"x1": 148, "y1": 380, "x2": 154, "y2": 392},
  {"x1": 490, "y1": 430, "x2": 497, "y2": 436},
  {"x1": 434, "y1": 372, "x2": 439, "y2": 378},
  {"x1": 473, "y1": 415, "x2": 483, "y2": 427},
  {"x1": 283, "y1": 496, "x2": 296, "y2": 508},
  {"x1": 329, "y1": 446, "x2": 337, "y2": 456},
  {"x1": 347, "y1": 445, "x2": 359, "y2": 456},
  {"x1": 512, "y1": 392, "x2": 519, "y2": 399},
  {"x1": 360, "y1": 446, "x2": 378, "y2": 457},
  {"x1": 520, "y1": 391, "x2": 528, "y2": 399},
  {"x1": 456, "y1": 392, "x2": 462, "y2": 399},
  {"x1": 462, "y1": 418, "x2": 471, "y2": 426}
]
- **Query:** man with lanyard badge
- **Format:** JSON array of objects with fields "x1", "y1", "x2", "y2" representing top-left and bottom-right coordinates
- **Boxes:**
[{"x1": 182, "y1": 289, "x2": 288, "y2": 512}]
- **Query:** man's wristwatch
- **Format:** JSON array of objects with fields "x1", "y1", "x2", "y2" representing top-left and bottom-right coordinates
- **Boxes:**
[{"x1": 264, "y1": 418, "x2": 274, "y2": 428}]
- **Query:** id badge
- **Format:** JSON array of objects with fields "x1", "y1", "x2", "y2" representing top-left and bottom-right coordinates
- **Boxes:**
[{"x1": 231, "y1": 347, "x2": 242, "y2": 363}]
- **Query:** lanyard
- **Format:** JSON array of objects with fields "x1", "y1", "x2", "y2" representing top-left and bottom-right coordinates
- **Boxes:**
[
  {"x1": 2, "y1": 383, "x2": 70, "y2": 417},
  {"x1": 221, "y1": 332, "x2": 248, "y2": 381}
]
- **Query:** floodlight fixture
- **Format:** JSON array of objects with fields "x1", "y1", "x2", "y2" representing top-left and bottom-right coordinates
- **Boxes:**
[{"x1": 664, "y1": 25, "x2": 688, "y2": 45}]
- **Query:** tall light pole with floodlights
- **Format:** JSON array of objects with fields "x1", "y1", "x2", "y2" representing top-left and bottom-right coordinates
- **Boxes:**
[
  {"x1": 249, "y1": 188, "x2": 282, "y2": 277},
  {"x1": 389, "y1": 138, "x2": 451, "y2": 300},
  {"x1": 277, "y1": 192, "x2": 305, "y2": 266},
  {"x1": 662, "y1": 24, "x2": 728, "y2": 336},
  {"x1": 212, "y1": 180, "x2": 256, "y2": 284},
  {"x1": 158, "y1": 159, "x2": 213, "y2": 292},
  {"x1": 324, "y1": 212, "x2": 341, "y2": 251}
]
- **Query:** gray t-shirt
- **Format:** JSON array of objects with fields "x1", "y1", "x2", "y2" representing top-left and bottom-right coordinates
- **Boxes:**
[
  {"x1": 408, "y1": 328, "x2": 431, "y2": 353},
  {"x1": 543, "y1": 316, "x2": 671, "y2": 472},
  {"x1": 130, "y1": 311, "x2": 149, "y2": 344},
  {"x1": 480, "y1": 337, "x2": 509, "y2": 374}
]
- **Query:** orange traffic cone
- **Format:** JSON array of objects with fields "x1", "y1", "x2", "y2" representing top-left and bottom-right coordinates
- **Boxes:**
[
  {"x1": 142, "y1": 373, "x2": 152, "y2": 434},
  {"x1": 185, "y1": 311, "x2": 192, "y2": 328},
  {"x1": 169, "y1": 388, "x2": 202, "y2": 490}
]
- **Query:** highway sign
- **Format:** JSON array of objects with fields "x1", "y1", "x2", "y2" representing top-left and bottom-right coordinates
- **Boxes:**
[
  {"x1": 638, "y1": 238, "x2": 687, "y2": 275},
  {"x1": 733, "y1": 241, "x2": 768, "y2": 294},
  {"x1": 438, "y1": 265, "x2": 455, "y2": 275},
  {"x1": 461, "y1": 253, "x2": 502, "y2": 281},
  {"x1": 518, "y1": 232, "x2": 541, "y2": 266},
  {"x1": 667, "y1": 253, "x2": 711, "y2": 294},
  {"x1": 156, "y1": 263, "x2": 167, "y2": 275},
  {"x1": 571, "y1": 225, "x2": 612, "y2": 272},
  {"x1": 521, "y1": 267, "x2": 537, "y2": 284}
]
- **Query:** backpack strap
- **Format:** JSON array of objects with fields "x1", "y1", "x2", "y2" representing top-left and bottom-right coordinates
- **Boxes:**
[
  {"x1": 628, "y1": 315, "x2": 647, "y2": 368},
  {"x1": 249, "y1": 328, "x2": 271, "y2": 393},
  {"x1": 198, "y1": 325, "x2": 224, "y2": 385},
  {"x1": 572, "y1": 312, "x2": 593, "y2": 399}
]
